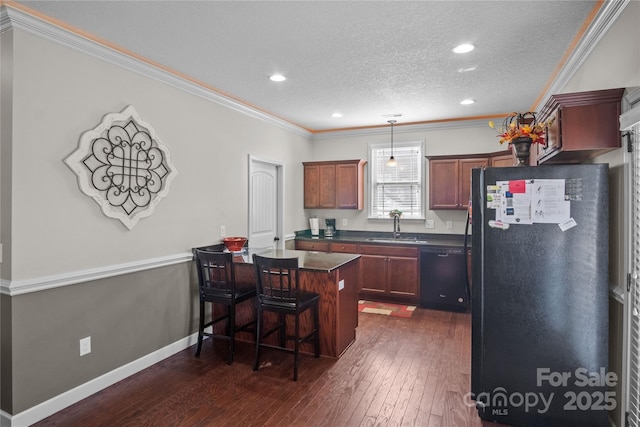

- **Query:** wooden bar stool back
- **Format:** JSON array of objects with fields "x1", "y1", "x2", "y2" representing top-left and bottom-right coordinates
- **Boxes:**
[
  {"x1": 193, "y1": 249, "x2": 256, "y2": 364},
  {"x1": 252, "y1": 254, "x2": 320, "y2": 381}
]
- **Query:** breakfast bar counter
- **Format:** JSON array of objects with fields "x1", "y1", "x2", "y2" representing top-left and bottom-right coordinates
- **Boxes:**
[
  {"x1": 200, "y1": 246, "x2": 361, "y2": 358},
  {"x1": 234, "y1": 247, "x2": 360, "y2": 272}
]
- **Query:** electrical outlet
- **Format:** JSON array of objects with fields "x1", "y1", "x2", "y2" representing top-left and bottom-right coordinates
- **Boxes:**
[
  {"x1": 425, "y1": 220, "x2": 435, "y2": 229},
  {"x1": 342, "y1": 219, "x2": 348, "y2": 226},
  {"x1": 220, "y1": 225, "x2": 226, "y2": 238},
  {"x1": 446, "y1": 220, "x2": 453, "y2": 229},
  {"x1": 80, "y1": 336, "x2": 91, "y2": 356}
]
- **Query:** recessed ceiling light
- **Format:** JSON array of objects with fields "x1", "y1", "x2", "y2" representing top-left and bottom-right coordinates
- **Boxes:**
[
  {"x1": 453, "y1": 44, "x2": 475, "y2": 54},
  {"x1": 331, "y1": 112, "x2": 343, "y2": 118},
  {"x1": 458, "y1": 66, "x2": 477, "y2": 73},
  {"x1": 269, "y1": 74, "x2": 286, "y2": 82},
  {"x1": 460, "y1": 99, "x2": 475, "y2": 105}
]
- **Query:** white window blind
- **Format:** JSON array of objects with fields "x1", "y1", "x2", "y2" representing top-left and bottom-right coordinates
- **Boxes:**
[{"x1": 369, "y1": 142, "x2": 423, "y2": 219}]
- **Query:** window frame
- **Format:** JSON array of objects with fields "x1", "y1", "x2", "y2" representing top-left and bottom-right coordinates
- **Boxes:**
[{"x1": 367, "y1": 140, "x2": 425, "y2": 220}]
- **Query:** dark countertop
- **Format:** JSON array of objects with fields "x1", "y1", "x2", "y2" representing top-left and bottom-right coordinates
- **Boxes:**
[
  {"x1": 194, "y1": 245, "x2": 360, "y2": 273},
  {"x1": 294, "y1": 229, "x2": 468, "y2": 248}
]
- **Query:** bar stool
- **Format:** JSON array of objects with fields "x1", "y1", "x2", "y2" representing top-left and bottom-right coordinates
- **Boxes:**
[
  {"x1": 193, "y1": 249, "x2": 256, "y2": 364},
  {"x1": 252, "y1": 254, "x2": 320, "y2": 381}
]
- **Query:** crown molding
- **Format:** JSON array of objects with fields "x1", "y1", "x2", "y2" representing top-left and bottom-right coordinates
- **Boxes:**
[
  {"x1": 535, "y1": 0, "x2": 631, "y2": 111},
  {"x1": 0, "y1": 5, "x2": 312, "y2": 138},
  {"x1": 311, "y1": 118, "x2": 491, "y2": 140},
  {"x1": 0, "y1": 1, "x2": 630, "y2": 140}
]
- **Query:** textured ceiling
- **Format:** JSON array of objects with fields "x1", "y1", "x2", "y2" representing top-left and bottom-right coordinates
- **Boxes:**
[{"x1": 13, "y1": 0, "x2": 600, "y2": 132}]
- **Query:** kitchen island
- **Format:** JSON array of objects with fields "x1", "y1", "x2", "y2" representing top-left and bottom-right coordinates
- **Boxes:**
[{"x1": 197, "y1": 246, "x2": 360, "y2": 358}]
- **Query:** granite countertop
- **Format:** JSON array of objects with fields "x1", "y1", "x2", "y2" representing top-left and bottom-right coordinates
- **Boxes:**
[
  {"x1": 238, "y1": 248, "x2": 359, "y2": 272},
  {"x1": 294, "y1": 229, "x2": 468, "y2": 248},
  {"x1": 194, "y1": 245, "x2": 360, "y2": 273}
]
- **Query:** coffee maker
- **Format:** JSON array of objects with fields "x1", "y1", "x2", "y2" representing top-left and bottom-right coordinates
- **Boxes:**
[{"x1": 325, "y1": 218, "x2": 336, "y2": 237}]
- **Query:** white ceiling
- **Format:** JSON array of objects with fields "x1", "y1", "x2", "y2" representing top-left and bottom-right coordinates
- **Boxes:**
[{"x1": 13, "y1": 1, "x2": 603, "y2": 132}]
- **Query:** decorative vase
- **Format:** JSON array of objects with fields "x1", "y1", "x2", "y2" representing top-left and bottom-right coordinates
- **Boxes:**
[{"x1": 511, "y1": 136, "x2": 533, "y2": 166}]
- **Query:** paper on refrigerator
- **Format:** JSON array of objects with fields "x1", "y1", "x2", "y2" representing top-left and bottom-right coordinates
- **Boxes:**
[
  {"x1": 490, "y1": 179, "x2": 570, "y2": 225},
  {"x1": 495, "y1": 180, "x2": 533, "y2": 224}
]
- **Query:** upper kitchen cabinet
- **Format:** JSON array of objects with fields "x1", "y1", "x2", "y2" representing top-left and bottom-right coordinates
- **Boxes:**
[
  {"x1": 535, "y1": 88, "x2": 625, "y2": 164},
  {"x1": 304, "y1": 162, "x2": 335, "y2": 208},
  {"x1": 428, "y1": 155, "x2": 489, "y2": 210},
  {"x1": 489, "y1": 150, "x2": 516, "y2": 167},
  {"x1": 303, "y1": 160, "x2": 367, "y2": 209}
]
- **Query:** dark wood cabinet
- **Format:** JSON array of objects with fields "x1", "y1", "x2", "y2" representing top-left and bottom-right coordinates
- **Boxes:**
[
  {"x1": 303, "y1": 160, "x2": 366, "y2": 209},
  {"x1": 335, "y1": 162, "x2": 365, "y2": 209},
  {"x1": 360, "y1": 254, "x2": 388, "y2": 295},
  {"x1": 428, "y1": 156, "x2": 488, "y2": 210},
  {"x1": 358, "y1": 244, "x2": 419, "y2": 303},
  {"x1": 303, "y1": 163, "x2": 335, "y2": 208},
  {"x1": 295, "y1": 240, "x2": 330, "y2": 252},
  {"x1": 535, "y1": 88, "x2": 625, "y2": 164},
  {"x1": 489, "y1": 150, "x2": 515, "y2": 167},
  {"x1": 428, "y1": 158, "x2": 459, "y2": 209},
  {"x1": 330, "y1": 242, "x2": 357, "y2": 253},
  {"x1": 296, "y1": 239, "x2": 420, "y2": 304}
]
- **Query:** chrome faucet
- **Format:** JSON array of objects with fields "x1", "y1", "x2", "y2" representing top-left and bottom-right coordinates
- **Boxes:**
[{"x1": 393, "y1": 214, "x2": 401, "y2": 238}]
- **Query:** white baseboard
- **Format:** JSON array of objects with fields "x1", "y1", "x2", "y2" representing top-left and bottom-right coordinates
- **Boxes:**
[{"x1": 1, "y1": 332, "x2": 201, "y2": 427}]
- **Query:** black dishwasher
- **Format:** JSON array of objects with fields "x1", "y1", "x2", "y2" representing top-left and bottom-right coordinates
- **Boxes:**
[{"x1": 420, "y1": 246, "x2": 469, "y2": 312}]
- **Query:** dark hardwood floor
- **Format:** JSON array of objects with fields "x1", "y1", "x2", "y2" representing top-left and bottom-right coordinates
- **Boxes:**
[{"x1": 34, "y1": 308, "x2": 495, "y2": 427}]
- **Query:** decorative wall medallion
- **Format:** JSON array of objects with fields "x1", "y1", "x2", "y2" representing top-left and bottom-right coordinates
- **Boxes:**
[{"x1": 65, "y1": 105, "x2": 178, "y2": 230}]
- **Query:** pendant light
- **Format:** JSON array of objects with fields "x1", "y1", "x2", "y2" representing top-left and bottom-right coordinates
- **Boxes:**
[{"x1": 386, "y1": 120, "x2": 397, "y2": 167}]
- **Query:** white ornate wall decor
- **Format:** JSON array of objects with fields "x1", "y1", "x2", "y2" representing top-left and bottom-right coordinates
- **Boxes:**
[{"x1": 65, "y1": 105, "x2": 178, "y2": 230}]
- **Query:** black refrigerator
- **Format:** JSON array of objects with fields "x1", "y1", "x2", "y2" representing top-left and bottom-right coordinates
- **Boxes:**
[{"x1": 470, "y1": 164, "x2": 610, "y2": 427}]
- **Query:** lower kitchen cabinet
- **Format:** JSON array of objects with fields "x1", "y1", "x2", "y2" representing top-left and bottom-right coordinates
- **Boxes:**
[
  {"x1": 359, "y1": 255, "x2": 386, "y2": 295},
  {"x1": 358, "y1": 244, "x2": 419, "y2": 303},
  {"x1": 330, "y1": 242, "x2": 357, "y2": 253},
  {"x1": 295, "y1": 239, "x2": 420, "y2": 304},
  {"x1": 295, "y1": 240, "x2": 330, "y2": 252}
]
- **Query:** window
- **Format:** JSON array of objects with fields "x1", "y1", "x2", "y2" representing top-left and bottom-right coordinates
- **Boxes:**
[{"x1": 369, "y1": 141, "x2": 423, "y2": 219}]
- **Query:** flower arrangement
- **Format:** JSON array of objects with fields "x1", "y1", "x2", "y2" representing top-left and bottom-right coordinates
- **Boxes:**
[
  {"x1": 489, "y1": 112, "x2": 550, "y2": 145},
  {"x1": 388, "y1": 209, "x2": 402, "y2": 218}
]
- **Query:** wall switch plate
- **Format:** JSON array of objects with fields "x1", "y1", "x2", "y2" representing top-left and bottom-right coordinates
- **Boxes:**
[
  {"x1": 220, "y1": 225, "x2": 226, "y2": 238},
  {"x1": 342, "y1": 219, "x2": 348, "y2": 226},
  {"x1": 446, "y1": 220, "x2": 453, "y2": 229},
  {"x1": 80, "y1": 336, "x2": 91, "y2": 356},
  {"x1": 425, "y1": 220, "x2": 435, "y2": 229}
]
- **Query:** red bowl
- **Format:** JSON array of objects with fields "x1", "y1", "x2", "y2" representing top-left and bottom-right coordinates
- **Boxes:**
[{"x1": 223, "y1": 237, "x2": 247, "y2": 252}]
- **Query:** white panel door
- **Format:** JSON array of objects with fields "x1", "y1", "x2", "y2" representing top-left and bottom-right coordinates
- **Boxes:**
[{"x1": 249, "y1": 158, "x2": 281, "y2": 249}]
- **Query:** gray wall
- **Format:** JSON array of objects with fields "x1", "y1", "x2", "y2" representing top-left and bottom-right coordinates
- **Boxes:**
[{"x1": 9, "y1": 263, "x2": 195, "y2": 413}]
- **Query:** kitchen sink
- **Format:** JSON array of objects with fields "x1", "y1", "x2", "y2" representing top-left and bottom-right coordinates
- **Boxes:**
[{"x1": 366, "y1": 237, "x2": 430, "y2": 244}]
